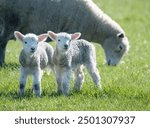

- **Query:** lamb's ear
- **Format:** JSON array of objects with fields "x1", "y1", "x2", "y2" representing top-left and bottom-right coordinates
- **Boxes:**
[
  {"x1": 117, "y1": 33, "x2": 124, "y2": 38},
  {"x1": 71, "y1": 32, "x2": 81, "y2": 40},
  {"x1": 14, "y1": 31, "x2": 24, "y2": 41},
  {"x1": 38, "y1": 34, "x2": 48, "y2": 42},
  {"x1": 47, "y1": 31, "x2": 57, "y2": 41}
]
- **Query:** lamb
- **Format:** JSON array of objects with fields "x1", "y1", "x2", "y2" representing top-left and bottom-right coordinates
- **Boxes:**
[
  {"x1": 14, "y1": 31, "x2": 54, "y2": 96},
  {"x1": 0, "y1": 0, "x2": 129, "y2": 66},
  {"x1": 48, "y1": 31, "x2": 101, "y2": 95}
]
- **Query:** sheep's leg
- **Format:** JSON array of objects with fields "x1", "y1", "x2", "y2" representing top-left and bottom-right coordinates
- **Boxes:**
[
  {"x1": 0, "y1": 45, "x2": 6, "y2": 66},
  {"x1": 55, "y1": 66, "x2": 63, "y2": 94},
  {"x1": 33, "y1": 68, "x2": 42, "y2": 97},
  {"x1": 86, "y1": 63, "x2": 102, "y2": 89},
  {"x1": 62, "y1": 68, "x2": 71, "y2": 96},
  {"x1": 19, "y1": 67, "x2": 28, "y2": 96},
  {"x1": 73, "y1": 66, "x2": 84, "y2": 91}
]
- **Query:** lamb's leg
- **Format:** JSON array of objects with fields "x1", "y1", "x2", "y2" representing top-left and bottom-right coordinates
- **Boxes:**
[
  {"x1": 86, "y1": 62, "x2": 102, "y2": 89},
  {"x1": 33, "y1": 68, "x2": 42, "y2": 97},
  {"x1": 19, "y1": 67, "x2": 28, "y2": 96},
  {"x1": 73, "y1": 66, "x2": 84, "y2": 91},
  {"x1": 46, "y1": 65, "x2": 51, "y2": 75},
  {"x1": 55, "y1": 66, "x2": 63, "y2": 94},
  {"x1": 62, "y1": 68, "x2": 71, "y2": 96},
  {"x1": 46, "y1": 64, "x2": 55, "y2": 76}
]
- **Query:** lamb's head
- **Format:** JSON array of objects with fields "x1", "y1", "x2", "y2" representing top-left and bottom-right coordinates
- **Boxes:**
[
  {"x1": 48, "y1": 31, "x2": 81, "y2": 53},
  {"x1": 103, "y1": 33, "x2": 129, "y2": 66},
  {"x1": 14, "y1": 31, "x2": 48, "y2": 55}
]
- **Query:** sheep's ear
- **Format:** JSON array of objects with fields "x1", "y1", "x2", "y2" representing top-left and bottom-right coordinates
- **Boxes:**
[
  {"x1": 71, "y1": 32, "x2": 81, "y2": 40},
  {"x1": 14, "y1": 31, "x2": 24, "y2": 41},
  {"x1": 117, "y1": 33, "x2": 124, "y2": 38},
  {"x1": 47, "y1": 31, "x2": 57, "y2": 41},
  {"x1": 38, "y1": 34, "x2": 48, "y2": 42}
]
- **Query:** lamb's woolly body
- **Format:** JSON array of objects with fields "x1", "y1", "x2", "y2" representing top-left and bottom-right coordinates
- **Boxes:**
[
  {"x1": 15, "y1": 32, "x2": 54, "y2": 96},
  {"x1": 52, "y1": 37, "x2": 101, "y2": 95}
]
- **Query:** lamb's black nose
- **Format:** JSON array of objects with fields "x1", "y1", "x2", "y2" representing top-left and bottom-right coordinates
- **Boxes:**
[
  {"x1": 64, "y1": 44, "x2": 68, "y2": 49},
  {"x1": 31, "y1": 48, "x2": 35, "y2": 51}
]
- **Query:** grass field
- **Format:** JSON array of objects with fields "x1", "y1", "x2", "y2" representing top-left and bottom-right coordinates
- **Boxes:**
[{"x1": 0, "y1": 0, "x2": 150, "y2": 111}]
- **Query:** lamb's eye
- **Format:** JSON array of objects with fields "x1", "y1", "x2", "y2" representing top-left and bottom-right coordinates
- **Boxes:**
[
  {"x1": 58, "y1": 39, "x2": 61, "y2": 42},
  {"x1": 24, "y1": 41, "x2": 27, "y2": 44}
]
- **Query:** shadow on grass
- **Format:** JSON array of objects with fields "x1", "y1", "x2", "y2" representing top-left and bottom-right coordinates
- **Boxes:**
[
  {"x1": 0, "y1": 89, "x2": 34, "y2": 101},
  {"x1": 0, "y1": 85, "x2": 107, "y2": 101},
  {"x1": 48, "y1": 91, "x2": 64, "y2": 97},
  {"x1": 1, "y1": 62, "x2": 20, "y2": 70},
  {"x1": 0, "y1": 89, "x2": 64, "y2": 101}
]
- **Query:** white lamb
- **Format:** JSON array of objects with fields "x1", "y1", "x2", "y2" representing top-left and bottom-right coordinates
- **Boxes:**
[
  {"x1": 48, "y1": 31, "x2": 101, "y2": 95},
  {"x1": 14, "y1": 31, "x2": 54, "y2": 96}
]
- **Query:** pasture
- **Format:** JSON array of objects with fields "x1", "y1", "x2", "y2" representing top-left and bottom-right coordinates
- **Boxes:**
[{"x1": 0, "y1": 0, "x2": 150, "y2": 110}]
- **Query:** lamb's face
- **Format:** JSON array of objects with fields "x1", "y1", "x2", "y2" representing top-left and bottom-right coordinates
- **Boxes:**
[
  {"x1": 103, "y1": 33, "x2": 129, "y2": 66},
  {"x1": 56, "y1": 33, "x2": 72, "y2": 53},
  {"x1": 23, "y1": 34, "x2": 38, "y2": 55},
  {"x1": 48, "y1": 31, "x2": 81, "y2": 53},
  {"x1": 14, "y1": 31, "x2": 48, "y2": 56}
]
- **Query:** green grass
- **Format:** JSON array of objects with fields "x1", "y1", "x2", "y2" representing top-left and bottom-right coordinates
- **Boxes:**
[{"x1": 0, "y1": 0, "x2": 150, "y2": 110}]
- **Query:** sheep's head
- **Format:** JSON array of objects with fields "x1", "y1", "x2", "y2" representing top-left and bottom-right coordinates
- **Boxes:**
[
  {"x1": 48, "y1": 31, "x2": 81, "y2": 53},
  {"x1": 14, "y1": 31, "x2": 48, "y2": 55},
  {"x1": 102, "y1": 33, "x2": 129, "y2": 66}
]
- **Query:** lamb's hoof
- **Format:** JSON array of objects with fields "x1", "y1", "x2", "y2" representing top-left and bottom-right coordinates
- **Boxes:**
[
  {"x1": 57, "y1": 89, "x2": 69, "y2": 96},
  {"x1": 96, "y1": 83, "x2": 102, "y2": 90},
  {"x1": 63, "y1": 93, "x2": 69, "y2": 96},
  {"x1": 57, "y1": 90, "x2": 63, "y2": 95},
  {"x1": 35, "y1": 95, "x2": 41, "y2": 98},
  {"x1": 18, "y1": 91, "x2": 25, "y2": 97},
  {"x1": 73, "y1": 87, "x2": 81, "y2": 92},
  {"x1": 35, "y1": 92, "x2": 41, "y2": 97},
  {"x1": 63, "y1": 91, "x2": 69, "y2": 96}
]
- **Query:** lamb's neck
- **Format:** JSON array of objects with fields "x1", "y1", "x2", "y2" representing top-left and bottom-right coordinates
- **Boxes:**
[
  {"x1": 54, "y1": 48, "x2": 71, "y2": 67},
  {"x1": 25, "y1": 53, "x2": 35, "y2": 59},
  {"x1": 55, "y1": 47, "x2": 69, "y2": 57},
  {"x1": 23, "y1": 50, "x2": 37, "y2": 62}
]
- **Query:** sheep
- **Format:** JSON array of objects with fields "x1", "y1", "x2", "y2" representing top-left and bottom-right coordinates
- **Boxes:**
[
  {"x1": 48, "y1": 31, "x2": 101, "y2": 95},
  {"x1": 14, "y1": 31, "x2": 54, "y2": 96},
  {"x1": 0, "y1": 0, "x2": 129, "y2": 66}
]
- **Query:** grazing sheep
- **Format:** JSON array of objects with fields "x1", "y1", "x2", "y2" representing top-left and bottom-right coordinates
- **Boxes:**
[
  {"x1": 0, "y1": 0, "x2": 129, "y2": 66},
  {"x1": 48, "y1": 31, "x2": 101, "y2": 95},
  {"x1": 14, "y1": 31, "x2": 54, "y2": 96}
]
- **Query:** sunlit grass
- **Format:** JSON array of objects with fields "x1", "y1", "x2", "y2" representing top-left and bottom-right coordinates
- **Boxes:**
[{"x1": 0, "y1": 0, "x2": 150, "y2": 110}]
